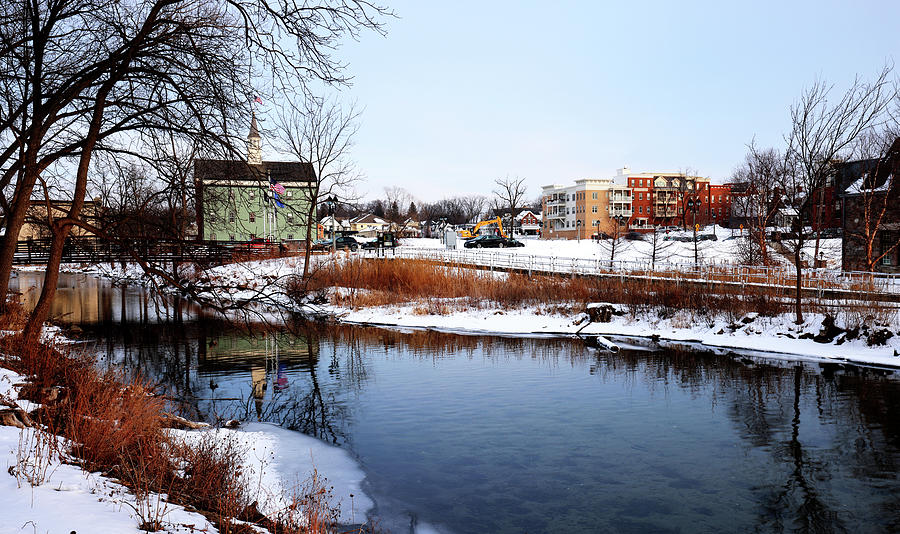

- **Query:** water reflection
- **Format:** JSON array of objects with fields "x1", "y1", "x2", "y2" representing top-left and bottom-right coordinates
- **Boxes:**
[
  {"x1": 25, "y1": 272, "x2": 900, "y2": 533},
  {"x1": 11, "y1": 271, "x2": 205, "y2": 324},
  {"x1": 82, "y1": 322, "x2": 900, "y2": 534}
]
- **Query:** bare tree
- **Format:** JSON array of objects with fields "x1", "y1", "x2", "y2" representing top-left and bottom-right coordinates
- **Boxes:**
[
  {"x1": 459, "y1": 194, "x2": 488, "y2": 224},
  {"x1": 842, "y1": 128, "x2": 900, "y2": 271},
  {"x1": 730, "y1": 143, "x2": 787, "y2": 266},
  {"x1": 643, "y1": 228, "x2": 675, "y2": 269},
  {"x1": 780, "y1": 66, "x2": 896, "y2": 323},
  {"x1": 382, "y1": 186, "x2": 414, "y2": 234},
  {"x1": 492, "y1": 175, "x2": 527, "y2": 236},
  {"x1": 276, "y1": 96, "x2": 360, "y2": 276},
  {"x1": 0, "y1": 0, "x2": 390, "y2": 342}
]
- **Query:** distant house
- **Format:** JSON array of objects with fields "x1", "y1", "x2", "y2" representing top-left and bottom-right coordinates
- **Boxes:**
[
  {"x1": 21, "y1": 199, "x2": 102, "y2": 240},
  {"x1": 319, "y1": 216, "x2": 350, "y2": 238},
  {"x1": 349, "y1": 213, "x2": 389, "y2": 237},
  {"x1": 194, "y1": 114, "x2": 317, "y2": 242},
  {"x1": 515, "y1": 210, "x2": 542, "y2": 235},
  {"x1": 839, "y1": 139, "x2": 900, "y2": 272}
]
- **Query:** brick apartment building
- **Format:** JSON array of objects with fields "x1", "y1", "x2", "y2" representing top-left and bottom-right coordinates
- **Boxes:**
[
  {"x1": 541, "y1": 167, "x2": 733, "y2": 239},
  {"x1": 619, "y1": 167, "x2": 725, "y2": 232}
]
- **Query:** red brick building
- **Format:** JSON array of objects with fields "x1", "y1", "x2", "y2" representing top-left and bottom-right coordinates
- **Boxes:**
[
  {"x1": 617, "y1": 168, "x2": 717, "y2": 231},
  {"x1": 708, "y1": 184, "x2": 732, "y2": 226}
]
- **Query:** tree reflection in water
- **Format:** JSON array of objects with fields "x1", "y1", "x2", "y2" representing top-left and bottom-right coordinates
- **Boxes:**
[{"x1": 84, "y1": 321, "x2": 900, "y2": 531}]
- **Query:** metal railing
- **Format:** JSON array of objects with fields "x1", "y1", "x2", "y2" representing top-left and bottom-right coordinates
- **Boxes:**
[{"x1": 358, "y1": 247, "x2": 900, "y2": 296}]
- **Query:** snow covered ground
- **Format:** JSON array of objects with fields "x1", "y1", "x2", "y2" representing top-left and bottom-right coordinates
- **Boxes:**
[
  {"x1": 399, "y1": 230, "x2": 844, "y2": 270},
  {"x1": 0, "y1": 363, "x2": 375, "y2": 534},
  {"x1": 333, "y1": 302, "x2": 900, "y2": 368}
]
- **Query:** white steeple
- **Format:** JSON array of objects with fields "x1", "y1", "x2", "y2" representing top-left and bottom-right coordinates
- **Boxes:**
[{"x1": 247, "y1": 112, "x2": 262, "y2": 165}]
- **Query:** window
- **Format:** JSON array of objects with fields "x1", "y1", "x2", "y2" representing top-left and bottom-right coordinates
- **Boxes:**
[
  {"x1": 249, "y1": 212, "x2": 256, "y2": 223},
  {"x1": 229, "y1": 212, "x2": 236, "y2": 224},
  {"x1": 287, "y1": 234, "x2": 294, "y2": 240},
  {"x1": 639, "y1": 193, "x2": 643, "y2": 200},
  {"x1": 210, "y1": 233, "x2": 216, "y2": 240},
  {"x1": 229, "y1": 234, "x2": 235, "y2": 241},
  {"x1": 249, "y1": 190, "x2": 255, "y2": 199},
  {"x1": 592, "y1": 206, "x2": 597, "y2": 213},
  {"x1": 287, "y1": 213, "x2": 294, "y2": 223},
  {"x1": 592, "y1": 192, "x2": 598, "y2": 200},
  {"x1": 639, "y1": 206, "x2": 643, "y2": 214}
]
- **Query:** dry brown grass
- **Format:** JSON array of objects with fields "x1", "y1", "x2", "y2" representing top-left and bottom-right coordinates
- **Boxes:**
[
  {"x1": 0, "y1": 331, "x2": 353, "y2": 534},
  {"x1": 300, "y1": 258, "x2": 790, "y2": 322}
]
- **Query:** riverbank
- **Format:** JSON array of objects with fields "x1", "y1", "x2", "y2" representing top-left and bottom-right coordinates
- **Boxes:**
[
  {"x1": 0, "y1": 321, "x2": 375, "y2": 533},
  {"x1": 21, "y1": 254, "x2": 900, "y2": 368}
]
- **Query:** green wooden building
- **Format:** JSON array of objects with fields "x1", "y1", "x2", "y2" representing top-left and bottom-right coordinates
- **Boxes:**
[{"x1": 194, "y1": 115, "x2": 317, "y2": 242}]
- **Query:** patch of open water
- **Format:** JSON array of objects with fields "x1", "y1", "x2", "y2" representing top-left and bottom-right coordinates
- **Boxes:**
[{"x1": 15, "y1": 271, "x2": 900, "y2": 533}]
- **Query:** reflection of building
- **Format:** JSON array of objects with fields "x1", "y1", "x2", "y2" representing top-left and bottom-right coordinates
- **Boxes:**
[
  {"x1": 199, "y1": 331, "x2": 318, "y2": 373},
  {"x1": 199, "y1": 331, "x2": 319, "y2": 417},
  {"x1": 195, "y1": 114, "x2": 317, "y2": 242}
]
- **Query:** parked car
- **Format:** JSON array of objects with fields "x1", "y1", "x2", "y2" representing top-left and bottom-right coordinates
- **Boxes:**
[
  {"x1": 623, "y1": 231, "x2": 644, "y2": 241},
  {"x1": 334, "y1": 236, "x2": 360, "y2": 251},
  {"x1": 310, "y1": 238, "x2": 332, "y2": 251},
  {"x1": 241, "y1": 237, "x2": 275, "y2": 251},
  {"x1": 312, "y1": 236, "x2": 359, "y2": 251},
  {"x1": 463, "y1": 235, "x2": 524, "y2": 248}
]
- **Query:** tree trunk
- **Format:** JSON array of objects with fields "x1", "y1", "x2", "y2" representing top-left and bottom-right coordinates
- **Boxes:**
[
  {"x1": 22, "y1": 230, "x2": 66, "y2": 344},
  {"x1": 0, "y1": 163, "x2": 41, "y2": 313},
  {"x1": 794, "y1": 247, "x2": 803, "y2": 324},
  {"x1": 303, "y1": 194, "x2": 317, "y2": 277}
]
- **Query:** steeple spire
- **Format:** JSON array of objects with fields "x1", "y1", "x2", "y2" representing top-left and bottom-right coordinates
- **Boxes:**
[{"x1": 247, "y1": 112, "x2": 262, "y2": 165}]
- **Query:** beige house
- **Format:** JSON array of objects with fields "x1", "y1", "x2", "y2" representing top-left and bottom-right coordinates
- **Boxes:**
[
  {"x1": 541, "y1": 178, "x2": 632, "y2": 239},
  {"x1": 20, "y1": 199, "x2": 102, "y2": 240},
  {"x1": 349, "y1": 213, "x2": 388, "y2": 237}
]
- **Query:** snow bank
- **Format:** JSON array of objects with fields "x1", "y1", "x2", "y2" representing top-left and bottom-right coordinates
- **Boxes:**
[
  {"x1": 333, "y1": 302, "x2": 900, "y2": 368},
  {"x1": 0, "y1": 368, "x2": 217, "y2": 534},
  {"x1": 173, "y1": 422, "x2": 374, "y2": 526}
]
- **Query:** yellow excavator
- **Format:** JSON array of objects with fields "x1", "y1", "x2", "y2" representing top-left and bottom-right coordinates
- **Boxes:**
[{"x1": 458, "y1": 216, "x2": 508, "y2": 239}]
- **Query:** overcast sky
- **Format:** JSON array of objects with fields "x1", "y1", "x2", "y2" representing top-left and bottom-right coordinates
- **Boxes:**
[{"x1": 274, "y1": 0, "x2": 900, "y2": 203}]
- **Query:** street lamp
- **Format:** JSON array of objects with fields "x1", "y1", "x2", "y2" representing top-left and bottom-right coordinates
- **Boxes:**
[
  {"x1": 686, "y1": 197, "x2": 702, "y2": 266},
  {"x1": 576, "y1": 219, "x2": 582, "y2": 242},
  {"x1": 325, "y1": 195, "x2": 337, "y2": 253}
]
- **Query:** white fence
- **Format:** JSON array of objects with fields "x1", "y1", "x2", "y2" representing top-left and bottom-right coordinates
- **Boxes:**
[{"x1": 359, "y1": 247, "x2": 900, "y2": 296}]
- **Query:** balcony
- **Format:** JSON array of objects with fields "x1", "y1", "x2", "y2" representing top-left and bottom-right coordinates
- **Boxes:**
[
  {"x1": 610, "y1": 209, "x2": 632, "y2": 218},
  {"x1": 654, "y1": 208, "x2": 677, "y2": 217}
]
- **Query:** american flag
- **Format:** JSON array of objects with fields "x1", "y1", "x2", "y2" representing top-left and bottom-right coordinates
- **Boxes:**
[
  {"x1": 270, "y1": 182, "x2": 286, "y2": 195},
  {"x1": 253, "y1": 96, "x2": 263, "y2": 104}
]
